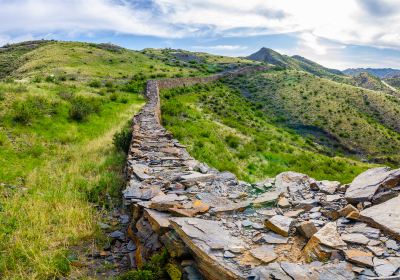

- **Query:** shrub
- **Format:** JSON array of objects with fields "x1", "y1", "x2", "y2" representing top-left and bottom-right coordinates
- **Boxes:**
[
  {"x1": 225, "y1": 135, "x2": 240, "y2": 149},
  {"x1": 58, "y1": 91, "x2": 74, "y2": 100},
  {"x1": 88, "y1": 79, "x2": 101, "y2": 88},
  {"x1": 12, "y1": 96, "x2": 58, "y2": 124},
  {"x1": 113, "y1": 123, "x2": 132, "y2": 154},
  {"x1": 68, "y1": 96, "x2": 101, "y2": 121}
]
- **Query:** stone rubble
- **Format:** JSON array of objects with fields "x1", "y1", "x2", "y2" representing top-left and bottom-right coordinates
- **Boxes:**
[{"x1": 120, "y1": 69, "x2": 400, "y2": 279}]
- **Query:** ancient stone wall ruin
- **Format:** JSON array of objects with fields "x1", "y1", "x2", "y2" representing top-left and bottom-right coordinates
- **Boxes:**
[{"x1": 122, "y1": 66, "x2": 400, "y2": 279}]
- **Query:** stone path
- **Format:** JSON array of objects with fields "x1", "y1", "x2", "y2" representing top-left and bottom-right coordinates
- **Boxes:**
[{"x1": 120, "y1": 68, "x2": 400, "y2": 279}]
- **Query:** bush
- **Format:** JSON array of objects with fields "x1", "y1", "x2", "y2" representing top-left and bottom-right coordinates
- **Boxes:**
[
  {"x1": 113, "y1": 123, "x2": 132, "y2": 153},
  {"x1": 225, "y1": 135, "x2": 240, "y2": 149},
  {"x1": 12, "y1": 96, "x2": 58, "y2": 124},
  {"x1": 68, "y1": 96, "x2": 101, "y2": 121},
  {"x1": 88, "y1": 79, "x2": 101, "y2": 88}
]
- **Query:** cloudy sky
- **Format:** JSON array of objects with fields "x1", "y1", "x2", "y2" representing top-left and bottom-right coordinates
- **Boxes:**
[{"x1": 1, "y1": 0, "x2": 400, "y2": 69}]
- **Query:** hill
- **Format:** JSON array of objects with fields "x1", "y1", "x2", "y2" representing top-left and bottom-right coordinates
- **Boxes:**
[
  {"x1": 343, "y1": 68, "x2": 400, "y2": 78},
  {"x1": 350, "y1": 72, "x2": 390, "y2": 92},
  {"x1": 0, "y1": 41, "x2": 251, "y2": 279},
  {"x1": 247, "y1": 47, "x2": 345, "y2": 80}
]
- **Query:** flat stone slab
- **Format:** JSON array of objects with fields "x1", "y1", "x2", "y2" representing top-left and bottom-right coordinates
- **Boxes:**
[
  {"x1": 169, "y1": 217, "x2": 246, "y2": 280},
  {"x1": 360, "y1": 195, "x2": 400, "y2": 240},
  {"x1": 341, "y1": 233, "x2": 370, "y2": 245},
  {"x1": 143, "y1": 209, "x2": 171, "y2": 232},
  {"x1": 249, "y1": 245, "x2": 277, "y2": 264},
  {"x1": 178, "y1": 172, "x2": 215, "y2": 182},
  {"x1": 252, "y1": 191, "x2": 279, "y2": 206},
  {"x1": 264, "y1": 215, "x2": 294, "y2": 237},
  {"x1": 345, "y1": 167, "x2": 400, "y2": 203}
]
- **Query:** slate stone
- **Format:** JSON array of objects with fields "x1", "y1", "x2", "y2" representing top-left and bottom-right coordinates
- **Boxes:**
[
  {"x1": 252, "y1": 191, "x2": 279, "y2": 206},
  {"x1": 345, "y1": 167, "x2": 400, "y2": 203},
  {"x1": 344, "y1": 249, "x2": 374, "y2": 267},
  {"x1": 341, "y1": 233, "x2": 370, "y2": 245},
  {"x1": 264, "y1": 215, "x2": 294, "y2": 237},
  {"x1": 359, "y1": 196, "x2": 400, "y2": 240},
  {"x1": 318, "y1": 180, "x2": 340, "y2": 194},
  {"x1": 249, "y1": 245, "x2": 277, "y2": 264},
  {"x1": 262, "y1": 232, "x2": 289, "y2": 244}
]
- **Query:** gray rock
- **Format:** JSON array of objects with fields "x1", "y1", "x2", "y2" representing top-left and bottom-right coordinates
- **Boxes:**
[
  {"x1": 341, "y1": 233, "x2": 370, "y2": 245},
  {"x1": 359, "y1": 196, "x2": 400, "y2": 240},
  {"x1": 318, "y1": 180, "x2": 340, "y2": 194},
  {"x1": 248, "y1": 263, "x2": 291, "y2": 280},
  {"x1": 223, "y1": 251, "x2": 235, "y2": 258},
  {"x1": 241, "y1": 219, "x2": 253, "y2": 227},
  {"x1": 345, "y1": 167, "x2": 400, "y2": 203},
  {"x1": 109, "y1": 230, "x2": 125, "y2": 240},
  {"x1": 264, "y1": 215, "x2": 294, "y2": 237},
  {"x1": 249, "y1": 245, "x2": 277, "y2": 264},
  {"x1": 386, "y1": 240, "x2": 399, "y2": 251},
  {"x1": 263, "y1": 232, "x2": 289, "y2": 244}
]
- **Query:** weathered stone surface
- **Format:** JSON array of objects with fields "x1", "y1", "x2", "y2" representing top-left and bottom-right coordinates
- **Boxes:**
[
  {"x1": 318, "y1": 180, "x2": 340, "y2": 194},
  {"x1": 249, "y1": 245, "x2": 277, "y2": 264},
  {"x1": 344, "y1": 249, "x2": 374, "y2": 267},
  {"x1": 341, "y1": 233, "x2": 370, "y2": 245},
  {"x1": 264, "y1": 215, "x2": 294, "y2": 237},
  {"x1": 298, "y1": 221, "x2": 318, "y2": 239},
  {"x1": 303, "y1": 222, "x2": 346, "y2": 261},
  {"x1": 169, "y1": 217, "x2": 246, "y2": 279},
  {"x1": 277, "y1": 196, "x2": 290, "y2": 208},
  {"x1": 280, "y1": 262, "x2": 354, "y2": 280},
  {"x1": 274, "y1": 171, "x2": 314, "y2": 194},
  {"x1": 262, "y1": 232, "x2": 289, "y2": 244},
  {"x1": 345, "y1": 167, "x2": 400, "y2": 203},
  {"x1": 359, "y1": 195, "x2": 400, "y2": 240},
  {"x1": 252, "y1": 191, "x2": 279, "y2": 206},
  {"x1": 143, "y1": 209, "x2": 171, "y2": 232},
  {"x1": 178, "y1": 172, "x2": 215, "y2": 182},
  {"x1": 248, "y1": 263, "x2": 292, "y2": 280}
]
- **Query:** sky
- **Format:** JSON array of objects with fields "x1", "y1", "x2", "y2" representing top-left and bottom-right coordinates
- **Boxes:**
[{"x1": 1, "y1": 0, "x2": 400, "y2": 70}]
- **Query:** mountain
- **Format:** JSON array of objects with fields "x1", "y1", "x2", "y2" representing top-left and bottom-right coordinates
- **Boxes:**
[
  {"x1": 247, "y1": 47, "x2": 344, "y2": 79},
  {"x1": 343, "y1": 68, "x2": 400, "y2": 78},
  {"x1": 350, "y1": 72, "x2": 390, "y2": 92}
]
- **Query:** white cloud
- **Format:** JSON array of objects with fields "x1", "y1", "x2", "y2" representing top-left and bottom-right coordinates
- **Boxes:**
[{"x1": 192, "y1": 45, "x2": 247, "y2": 51}]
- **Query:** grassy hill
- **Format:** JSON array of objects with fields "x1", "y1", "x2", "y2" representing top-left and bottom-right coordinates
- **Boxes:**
[
  {"x1": 224, "y1": 69, "x2": 400, "y2": 164},
  {"x1": 343, "y1": 68, "x2": 400, "y2": 78},
  {"x1": 247, "y1": 47, "x2": 345, "y2": 80},
  {"x1": 0, "y1": 41, "x2": 240, "y2": 279},
  {"x1": 161, "y1": 81, "x2": 372, "y2": 183}
]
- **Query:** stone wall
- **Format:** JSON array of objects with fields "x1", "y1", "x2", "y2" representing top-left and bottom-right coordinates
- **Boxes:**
[{"x1": 121, "y1": 65, "x2": 400, "y2": 280}]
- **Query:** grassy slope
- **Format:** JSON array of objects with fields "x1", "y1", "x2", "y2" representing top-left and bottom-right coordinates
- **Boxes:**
[
  {"x1": 0, "y1": 42, "x2": 219, "y2": 279},
  {"x1": 226, "y1": 70, "x2": 400, "y2": 163},
  {"x1": 161, "y1": 82, "x2": 372, "y2": 183}
]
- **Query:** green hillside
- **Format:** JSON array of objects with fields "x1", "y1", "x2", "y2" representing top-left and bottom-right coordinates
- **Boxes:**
[
  {"x1": 161, "y1": 81, "x2": 372, "y2": 183},
  {"x1": 0, "y1": 41, "x2": 233, "y2": 279},
  {"x1": 247, "y1": 47, "x2": 345, "y2": 80},
  {"x1": 224, "y1": 69, "x2": 400, "y2": 164}
]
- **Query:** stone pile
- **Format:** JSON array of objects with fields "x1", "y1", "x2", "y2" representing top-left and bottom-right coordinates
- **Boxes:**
[{"x1": 121, "y1": 68, "x2": 400, "y2": 279}]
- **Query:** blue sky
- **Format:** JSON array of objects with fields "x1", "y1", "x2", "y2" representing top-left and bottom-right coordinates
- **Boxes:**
[{"x1": 1, "y1": 0, "x2": 400, "y2": 70}]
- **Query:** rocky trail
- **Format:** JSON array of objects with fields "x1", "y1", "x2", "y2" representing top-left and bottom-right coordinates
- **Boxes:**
[{"x1": 111, "y1": 67, "x2": 400, "y2": 280}]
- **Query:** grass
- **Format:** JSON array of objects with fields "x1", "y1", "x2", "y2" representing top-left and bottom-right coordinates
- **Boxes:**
[
  {"x1": 0, "y1": 41, "x2": 227, "y2": 279},
  {"x1": 225, "y1": 70, "x2": 400, "y2": 164},
  {"x1": 161, "y1": 82, "x2": 372, "y2": 183}
]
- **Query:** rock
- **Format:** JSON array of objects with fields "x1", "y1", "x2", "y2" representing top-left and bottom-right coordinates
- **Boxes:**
[
  {"x1": 211, "y1": 200, "x2": 250, "y2": 213},
  {"x1": 298, "y1": 221, "x2": 318, "y2": 239},
  {"x1": 178, "y1": 172, "x2": 215, "y2": 182},
  {"x1": 151, "y1": 193, "x2": 179, "y2": 202},
  {"x1": 344, "y1": 249, "x2": 374, "y2": 267},
  {"x1": 303, "y1": 222, "x2": 346, "y2": 260},
  {"x1": 309, "y1": 212, "x2": 322, "y2": 219},
  {"x1": 359, "y1": 196, "x2": 400, "y2": 240},
  {"x1": 348, "y1": 223, "x2": 381, "y2": 239},
  {"x1": 386, "y1": 239, "x2": 399, "y2": 250},
  {"x1": 252, "y1": 191, "x2": 279, "y2": 206},
  {"x1": 345, "y1": 167, "x2": 400, "y2": 203},
  {"x1": 183, "y1": 265, "x2": 204, "y2": 280},
  {"x1": 169, "y1": 218, "x2": 245, "y2": 279},
  {"x1": 98, "y1": 222, "x2": 110, "y2": 230},
  {"x1": 367, "y1": 246, "x2": 385, "y2": 256},
  {"x1": 160, "y1": 231, "x2": 191, "y2": 258},
  {"x1": 109, "y1": 230, "x2": 125, "y2": 240},
  {"x1": 280, "y1": 261, "x2": 354, "y2": 280},
  {"x1": 326, "y1": 194, "x2": 342, "y2": 202},
  {"x1": 341, "y1": 233, "x2": 370, "y2": 245},
  {"x1": 274, "y1": 172, "x2": 314, "y2": 195},
  {"x1": 318, "y1": 180, "x2": 340, "y2": 194},
  {"x1": 249, "y1": 245, "x2": 277, "y2": 264},
  {"x1": 373, "y1": 258, "x2": 398, "y2": 277},
  {"x1": 241, "y1": 220, "x2": 252, "y2": 227},
  {"x1": 262, "y1": 232, "x2": 289, "y2": 244},
  {"x1": 278, "y1": 196, "x2": 290, "y2": 208},
  {"x1": 223, "y1": 251, "x2": 236, "y2": 258},
  {"x1": 143, "y1": 209, "x2": 171, "y2": 232},
  {"x1": 248, "y1": 263, "x2": 292, "y2": 280},
  {"x1": 284, "y1": 209, "x2": 305, "y2": 218},
  {"x1": 120, "y1": 214, "x2": 130, "y2": 224},
  {"x1": 256, "y1": 209, "x2": 276, "y2": 217},
  {"x1": 264, "y1": 215, "x2": 294, "y2": 237},
  {"x1": 338, "y1": 204, "x2": 359, "y2": 218}
]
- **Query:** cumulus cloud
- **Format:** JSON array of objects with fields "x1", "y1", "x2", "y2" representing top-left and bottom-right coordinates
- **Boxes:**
[{"x1": 1, "y1": 0, "x2": 400, "y2": 53}]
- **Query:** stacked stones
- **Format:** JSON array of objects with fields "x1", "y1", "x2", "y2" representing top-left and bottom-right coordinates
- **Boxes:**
[{"x1": 121, "y1": 68, "x2": 400, "y2": 280}]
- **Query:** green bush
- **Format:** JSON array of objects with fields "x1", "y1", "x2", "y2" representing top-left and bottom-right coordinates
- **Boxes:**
[
  {"x1": 88, "y1": 79, "x2": 101, "y2": 88},
  {"x1": 225, "y1": 135, "x2": 240, "y2": 149},
  {"x1": 12, "y1": 96, "x2": 58, "y2": 124},
  {"x1": 68, "y1": 96, "x2": 101, "y2": 121},
  {"x1": 113, "y1": 123, "x2": 132, "y2": 153}
]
